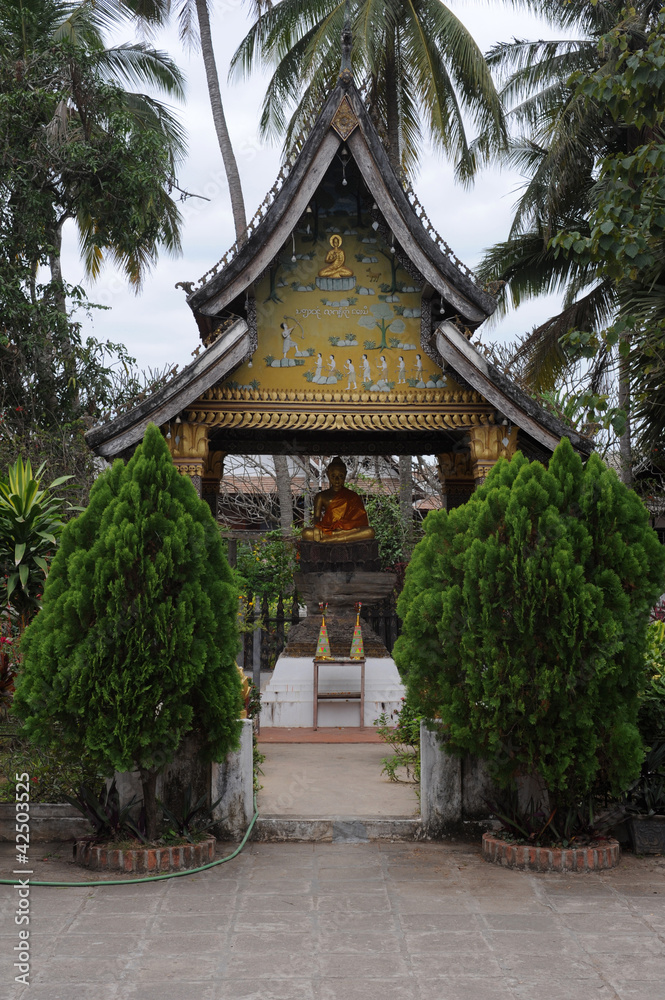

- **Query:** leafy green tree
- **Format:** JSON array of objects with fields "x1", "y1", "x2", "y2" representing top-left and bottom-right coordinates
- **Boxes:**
[
  {"x1": 1, "y1": 0, "x2": 185, "y2": 288},
  {"x1": 476, "y1": 0, "x2": 663, "y2": 465},
  {"x1": 0, "y1": 0, "x2": 185, "y2": 442},
  {"x1": 551, "y1": 10, "x2": 665, "y2": 452},
  {"x1": 231, "y1": 0, "x2": 506, "y2": 180},
  {"x1": 13, "y1": 425, "x2": 243, "y2": 840},
  {"x1": 236, "y1": 529, "x2": 298, "y2": 601},
  {"x1": 394, "y1": 438, "x2": 665, "y2": 809},
  {"x1": 0, "y1": 457, "x2": 76, "y2": 627},
  {"x1": 477, "y1": 1, "x2": 660, "y2": 362},
  {"x1": 1, "y1": 0, "x2": 187, "y2": 504},
  {"x1": 352, "y1": 481, "x2": 410, "y2": 568}
]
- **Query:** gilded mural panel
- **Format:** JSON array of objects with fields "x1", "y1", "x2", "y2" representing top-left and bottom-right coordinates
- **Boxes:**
[{"x1": 221, "y1": 192, "x2": 449, "y2": 396}]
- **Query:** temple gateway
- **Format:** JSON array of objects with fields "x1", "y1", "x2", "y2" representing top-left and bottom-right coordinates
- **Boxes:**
[{"x1": 86, "y1": 46, "x2": 592, "y2": 726}]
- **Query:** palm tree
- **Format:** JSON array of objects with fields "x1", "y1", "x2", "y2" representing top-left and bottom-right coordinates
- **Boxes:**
[
  {"x1": 229, "y1": 0, "x2": 506, "y2": 181},
  {"x1": 169, "y1": 0, "x2": 258, "y2": 241},
  {"x1": 1, "y1": 0, "x2": 188, "y2": 424},
  {"x1": 1, "y1": 0, "x2": 187, "y2": 288},
  {"x1": 474, "y1": 2, "x2": 662, "y2": 481},
  {"x1": 476, "y1": 1, "x2": 661, "y2": 391}
]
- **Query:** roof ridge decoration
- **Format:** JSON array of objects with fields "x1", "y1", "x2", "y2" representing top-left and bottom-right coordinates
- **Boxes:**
[
  {"x1": 331, "y1": 96, "x2": 359, "y2": 141},
  {"x1": 185, "y1": 32, "x2": 484, "y2": 299},
  {"x1": 339, "y1": 0, "x2": 353, "y2": 83}
]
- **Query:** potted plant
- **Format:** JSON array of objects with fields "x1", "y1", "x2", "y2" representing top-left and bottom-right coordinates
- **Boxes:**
[
  {"x1": 12, "y1": 424, "x2": 243, "y2": 843},
  {"x1": 394, "y1": 439, "x2": 665, "y2": 868},
  {"x1": 625, "y1": 743, "x2": 665, "y2": 854}
]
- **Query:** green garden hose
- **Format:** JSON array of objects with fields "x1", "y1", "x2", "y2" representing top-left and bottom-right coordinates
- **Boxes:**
[{"x1": 0, "y1": 797, "x2": 259, "y2": 888}]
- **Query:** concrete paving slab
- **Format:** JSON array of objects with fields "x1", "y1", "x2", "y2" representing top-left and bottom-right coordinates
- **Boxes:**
[
  {"x1": 257, "y1": 743, "x2": 419, "y2": 818},
  {"x1": 1, "y1": 840, "x2": 664, "y2": 998}
]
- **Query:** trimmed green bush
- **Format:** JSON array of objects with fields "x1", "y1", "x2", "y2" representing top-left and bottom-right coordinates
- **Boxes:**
[
  {"x1": 394, "y1": 438, "x2": 665, "y2": 807},
  {"x1": 639, "y1": 619, "x2": 665, "y2": 748},
  {"x1": 13, "y1": 424, "x2": 242, "y2": 838}
]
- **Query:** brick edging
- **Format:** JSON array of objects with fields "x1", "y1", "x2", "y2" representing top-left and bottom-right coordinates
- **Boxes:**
[
  {"x1": 482, "y1": 832, "x2": 620, "y2": 872},
  {"x1": 74, "y1": 835, "x2": 216, "y2": 873}
]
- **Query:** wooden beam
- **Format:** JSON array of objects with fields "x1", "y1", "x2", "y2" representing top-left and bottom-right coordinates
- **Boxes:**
[
  {"x1": 435, "y1": 323, "x2": 593, "y2": 456},
  {"x1": 85, "y1": 319, "x2": 250, "y2": 458}
]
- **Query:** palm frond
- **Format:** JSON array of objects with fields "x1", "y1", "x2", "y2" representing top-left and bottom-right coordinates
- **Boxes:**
[
  {"x1": 94, "y1": 44, "x2": 185, "y2": 101},
  {"x1": 513, "y1": 280, "x2": 616, "y2": 390}
]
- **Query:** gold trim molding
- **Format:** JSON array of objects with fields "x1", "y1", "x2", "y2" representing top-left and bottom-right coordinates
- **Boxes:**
[
  {"x1": 186, "y1": 409, "x2": 493, "y2": 433},
  {"x1": 173, "y1": 461, "x2": 205, "y2": 477},
  {"x1": 184, "y1": 386, "x2": 497, "y2": 434},
  {"x1": 200, "y1": 386, "x2": 487, "y2": 407}
]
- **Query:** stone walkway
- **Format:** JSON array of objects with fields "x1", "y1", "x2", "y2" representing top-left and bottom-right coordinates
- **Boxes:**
[
  {"x1": 1, "y1": 839, "x2": 664, "y2": 999},
  {"x1": 258, "y1": 744, "x2": 419, "y2": 817}
]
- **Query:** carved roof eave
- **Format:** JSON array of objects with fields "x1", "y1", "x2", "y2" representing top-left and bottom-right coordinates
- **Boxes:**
[
  {"x1": 187, "y1": 80, "x2": 496, "y2": 327},
  {"x1": 436, "y1": 322, "x2": 594, "y2": 457},
  {"x1": 85, "y1": 318, "x2": 249, "y2": 458}
]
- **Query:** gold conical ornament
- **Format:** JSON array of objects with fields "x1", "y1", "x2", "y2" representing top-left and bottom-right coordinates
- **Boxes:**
[
  {"x1": 350, "y1": 601, "x2": 364, "y2": 659},
  {"x1": 316, "y1": 602, "x2": 331, "y2": 658}
]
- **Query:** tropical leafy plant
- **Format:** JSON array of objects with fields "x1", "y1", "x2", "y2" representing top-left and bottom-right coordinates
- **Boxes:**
[
  {"x1": 0, "y1": 457, "x2": 75, "y2": 623},
  {"x1": 638, "y1": 619, "x2": 665, "y2": 748},
  {"x1": 374, "y1": 698, "x2": 422, "y2": 784},
  {"x1": 158, "y1": 785, "x2": 224, "y2": 843},
  {"x1": 236, "y1": 530, "x2": 299, "y2": 601},
  {"x1": 65, "y1": 779, "x2": 147, "y2": 843},
  {"x1": 486, "y1": 786, "x2": 615, "y2": 848},
  {"x1": 0, "y1": 641, "x2": 15, "y2": 720},
  {"x1": 0, "y1": 728, "x2": 103, "y2": 803}
]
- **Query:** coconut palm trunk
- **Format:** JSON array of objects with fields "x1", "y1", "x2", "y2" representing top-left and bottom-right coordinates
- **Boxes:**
[
  {"x1": 399, "y1": 455, "x2": 414, "y2": 559},
  {"x1": 274, "y1": 454, "x2": 294, "y2": 533},
  {"x1": 385, "y1": 28, "x2": 401, "y2": 174},
  {"x1": 195, "y1": 0, "x2": 247, "y2": 241},
  {"x1": 618, "y1": 348, "x2": 632, "y2": 487}
]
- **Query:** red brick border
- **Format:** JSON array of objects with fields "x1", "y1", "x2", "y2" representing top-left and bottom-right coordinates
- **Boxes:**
[
  {"x1": 482, "y1": 833, "x2": 620, "y2": 872},
  {"x1": 74, "y1": 836, "x2": 216, "y2": 873}
]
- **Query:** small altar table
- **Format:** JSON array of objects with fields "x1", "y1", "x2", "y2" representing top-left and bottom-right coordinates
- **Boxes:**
[{"x1": 313, "y1": 657, "x2": 365, "y2": 731}]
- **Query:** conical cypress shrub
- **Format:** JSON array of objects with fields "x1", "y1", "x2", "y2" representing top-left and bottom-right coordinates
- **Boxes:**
[
  {"x1": 13, "y1": 424, "x2": 242, "y2": 838},
  {"x1": 394, "y1": 438, "x2": 665, "y2": 806}
]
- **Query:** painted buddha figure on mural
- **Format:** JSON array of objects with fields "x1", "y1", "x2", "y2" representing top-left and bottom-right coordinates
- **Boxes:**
[
  {"x1": 318, "y1": 234, "x2": 354, "y2": 279},
  {"x1": 301, "y1": 457, "x2": 375, "y2": 544}
]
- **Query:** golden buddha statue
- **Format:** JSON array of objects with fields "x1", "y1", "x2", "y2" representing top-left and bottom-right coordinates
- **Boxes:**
[
  {"x1": 318, "y1": 234, "x2": 354, "y2": 279},
  {"x1": 301, "y1": 457, "x2": 375, "y2": 543}
]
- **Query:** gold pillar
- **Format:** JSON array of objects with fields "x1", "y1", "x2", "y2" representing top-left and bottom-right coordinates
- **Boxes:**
[
  {"x1": 436, "y1": 451, "x2": 475, "y2": 510},
  {"x1": 165, "y1": 421, "x2": 209, "y2": 497},
  {"x1": 201, "y1": 450, "x2": 225, "y2": 519},
  {"x1": 468, "y1": 425, "x2": 518, "y2": 486}
]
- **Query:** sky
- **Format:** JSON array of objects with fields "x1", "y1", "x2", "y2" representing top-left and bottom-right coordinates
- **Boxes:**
[{"x1": 60, "y1": 0, "x2": 575, "y2": 379}]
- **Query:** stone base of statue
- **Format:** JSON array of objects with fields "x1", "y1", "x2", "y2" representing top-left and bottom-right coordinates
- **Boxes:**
[
  {"x1": 294, "y1": 570, "x2": 396, "y2": 616},
  {"x1": 260, "y1": 611, "x2": 405, "y2": 728},
  {"x1": 298, "y1": 539, "x2": 382, "y2": 573},
  {"x1": 315, "y1": 275, "x2": 356, "y2": 292}
]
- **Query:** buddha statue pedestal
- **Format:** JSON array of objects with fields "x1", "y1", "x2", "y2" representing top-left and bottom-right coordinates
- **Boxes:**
[
  {"x1": 295, "y1": 539, "x2": 395, "y2": 615},
  {"x1": 260, "y1": 539, "x2": 404, "y2": 729}
]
